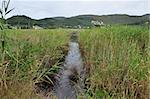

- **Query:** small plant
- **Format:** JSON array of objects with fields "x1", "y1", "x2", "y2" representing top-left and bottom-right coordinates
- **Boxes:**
[
  {"x1": 0, "y1": 0, "x2": 14, "y2": 95},
  {"x1": 0, "y1": 0, "x2": 14, "y2": 61}
]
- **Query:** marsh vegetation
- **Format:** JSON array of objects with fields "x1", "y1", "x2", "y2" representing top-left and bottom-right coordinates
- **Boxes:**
[{"x1": 0, "y1": 25, "x2": 149, "y2": 99}]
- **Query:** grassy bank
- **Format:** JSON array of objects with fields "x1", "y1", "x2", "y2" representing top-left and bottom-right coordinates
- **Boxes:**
[
  {"x1": 0, "y1": 29, "x2": 70, "y2": 98},
  {"x1": 79, "y1": 26, "x2": 149, "y2": 98}
]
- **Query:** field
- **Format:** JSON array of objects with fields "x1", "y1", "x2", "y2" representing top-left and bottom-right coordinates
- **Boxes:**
[{"x1": 0, "y1": 26, "x2": 149, "y2": 98}]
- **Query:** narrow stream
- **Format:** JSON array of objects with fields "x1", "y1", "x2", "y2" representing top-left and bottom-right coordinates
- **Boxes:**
[{"x1": 53, "y1": 32, "x2": 85, "y2": 99}]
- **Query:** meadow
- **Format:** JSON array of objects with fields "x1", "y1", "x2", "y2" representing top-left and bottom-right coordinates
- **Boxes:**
[{"x1": 0, "y1": 25, "x2": 149, "y2": 98}]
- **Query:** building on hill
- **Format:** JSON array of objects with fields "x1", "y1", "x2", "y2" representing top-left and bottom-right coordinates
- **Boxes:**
[
  {"x1": 33, "y1": 25, "x2": 43, "y2": 29},
  {"x1": 91, "y1": 20, "x2": 104, "y2": 27}
]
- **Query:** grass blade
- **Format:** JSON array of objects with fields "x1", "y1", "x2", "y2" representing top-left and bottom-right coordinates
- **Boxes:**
[
  {"x1": 0, "y1": 9, "x2": 2, "y2": 15},
  {"x1": 5, "y1": 8, "x2": 14, "y2": 15},
  {"x1": 5, "y1": 0, "x2": 10, "y2": 12}
]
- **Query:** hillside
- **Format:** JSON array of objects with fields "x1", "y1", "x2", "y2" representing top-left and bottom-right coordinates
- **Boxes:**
[{"x1": 7, "y1": 14, "x2": 150, "y2": 29}]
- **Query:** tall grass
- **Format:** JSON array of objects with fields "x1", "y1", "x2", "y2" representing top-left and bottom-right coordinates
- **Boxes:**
[
  {"x1": 0, "y1": 26, "x2": 149, "y2": 98},
  {"x1": 79, "y1": 26, "x2": 149, "y2": 98},
  {"x1": 0, "y1": 29, "x2": 70, "y2": 98}
]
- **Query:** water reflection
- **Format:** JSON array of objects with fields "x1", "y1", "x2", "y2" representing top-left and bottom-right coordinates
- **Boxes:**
[{"x1": 53, "y1": 32, "x2": 85, "y2": 99}]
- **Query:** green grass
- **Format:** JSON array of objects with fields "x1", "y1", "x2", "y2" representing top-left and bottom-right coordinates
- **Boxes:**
[
  {"x1": 79, "y1": 25, "x2": 149, "y2": 98},
  {"x1": 0, "y1": 29, "x2": 70, "y2": 98}
]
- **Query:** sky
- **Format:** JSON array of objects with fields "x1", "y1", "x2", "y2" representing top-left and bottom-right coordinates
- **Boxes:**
[{"x1": 1, "y1": 0, "x2": 149, "y2": 19}]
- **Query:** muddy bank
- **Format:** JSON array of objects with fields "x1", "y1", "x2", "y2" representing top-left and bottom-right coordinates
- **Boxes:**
[{"x1": 34, "y1": 45, "x2": 69, "y2": 97}]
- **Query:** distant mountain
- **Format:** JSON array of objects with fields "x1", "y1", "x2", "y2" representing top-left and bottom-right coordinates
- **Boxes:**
[{"x1": 7, "y1": 14, "x2": 150, "y2": 29}]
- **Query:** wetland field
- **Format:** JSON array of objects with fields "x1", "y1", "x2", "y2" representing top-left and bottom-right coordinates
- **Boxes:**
[{"x1": 0, "y1": 25, "x2": 149, "y2": 98}]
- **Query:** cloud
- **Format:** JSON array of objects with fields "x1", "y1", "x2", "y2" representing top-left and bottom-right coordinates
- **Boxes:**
[
  {"x1": 12, "y1": 0, "x2": 146, "y2": 1},
  {"x1": 5, "y1": 0, "x2": 150, "y2": 19}
]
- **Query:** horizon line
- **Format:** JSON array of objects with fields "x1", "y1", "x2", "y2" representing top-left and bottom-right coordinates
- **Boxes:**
[{"x1": 7, "y1": 13, "x2": 150, "y2": 20}]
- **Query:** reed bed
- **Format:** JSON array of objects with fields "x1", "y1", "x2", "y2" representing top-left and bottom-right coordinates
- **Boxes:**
[{"x1": 79, "y1": 25, "x2": 149, "y2": 99}]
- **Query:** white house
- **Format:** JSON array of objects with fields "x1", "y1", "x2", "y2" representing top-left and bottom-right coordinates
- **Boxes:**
[
  {"x1": 33, "y1": 25, "x2": 43, "y2": 29},
  {"x1": 91, "y1": 20, "x2": 104, "y2": 26}
]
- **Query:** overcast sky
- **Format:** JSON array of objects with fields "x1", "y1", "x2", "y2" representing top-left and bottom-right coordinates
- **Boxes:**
[{"x1": 2, "y1": 0, "x2": 150, "y2": 19}]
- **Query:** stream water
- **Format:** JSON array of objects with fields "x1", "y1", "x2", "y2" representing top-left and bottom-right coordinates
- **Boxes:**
[{"x1": 53, "y1": 32, "x2": 85, "y2": 99}]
